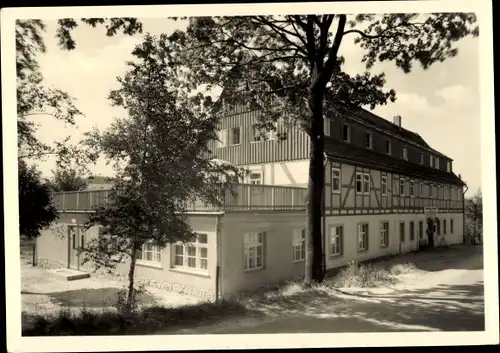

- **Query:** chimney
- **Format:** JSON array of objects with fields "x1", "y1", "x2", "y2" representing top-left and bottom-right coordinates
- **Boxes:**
[
  {"x1": 458, "y1": 174, "x2": 462, "y2": 180},
  {"x1": 393, "y1": 115, "x2": 402, "y2": 128}
]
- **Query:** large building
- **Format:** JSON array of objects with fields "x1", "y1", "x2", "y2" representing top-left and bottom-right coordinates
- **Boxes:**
[{"x1": 34, "y1": 102, "x2": 466, "y2": 300}]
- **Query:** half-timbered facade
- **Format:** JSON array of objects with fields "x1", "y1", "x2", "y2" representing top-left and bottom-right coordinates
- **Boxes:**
[{"x1": 35, "y1": 100, "x2": 466, "y2": 300}]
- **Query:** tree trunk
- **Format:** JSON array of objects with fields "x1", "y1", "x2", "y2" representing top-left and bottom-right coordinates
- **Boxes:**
[
  {"x1": 304, "y1": 78, "x2": 326, "y2": 286},
  {"x1": 126, "y1": 248, "x2": 138, "y2": 313},
  {"x1": 32, "y1": 238, "x2": 36, "y2": 267}
]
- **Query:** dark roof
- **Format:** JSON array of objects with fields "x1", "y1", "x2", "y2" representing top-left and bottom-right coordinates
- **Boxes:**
[
  {"x1": 324, "y1": 137, "x2": 465, "y2": 186},
  {"x1": 339, "y1": 105, "x2": 450, "y2": 159}
]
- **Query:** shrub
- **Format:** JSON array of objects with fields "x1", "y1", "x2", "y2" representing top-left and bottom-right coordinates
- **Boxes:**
[{"x1": 328, "y1": 261, "x2": 397, "y2": 288}]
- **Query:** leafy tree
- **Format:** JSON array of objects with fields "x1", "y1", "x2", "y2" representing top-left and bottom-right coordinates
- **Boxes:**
[
  {"x1": 160, "y1": 14, "x2": 479, "y2": 284},
  {"x1": 465, "y1": 188, "x2": 482, "y2": 244},
  {"x1": 18, "y1": 160, "x2": 59, "y2": 265},
  {"x1": 49, "y1": 14, "x2": 478, "y2": 284},
  {"x1": 79, "y1": 35, "x2": 242, "y2": 311},
  {"x1": 47, "y1": 167, "x2": 89, "y2": 192}
]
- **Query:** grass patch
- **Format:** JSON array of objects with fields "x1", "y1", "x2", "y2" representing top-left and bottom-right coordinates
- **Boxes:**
[
  {"x1": 22, "y1": 299, "x2": 254, "y2": 336},
  {"x1": 326, "y1": 261, "x2": 399, "y2": 288}
]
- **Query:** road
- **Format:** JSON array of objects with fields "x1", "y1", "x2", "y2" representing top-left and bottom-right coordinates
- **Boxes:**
[{"x1": 166, "y1": 245, "x2": 484, "y2": 334}]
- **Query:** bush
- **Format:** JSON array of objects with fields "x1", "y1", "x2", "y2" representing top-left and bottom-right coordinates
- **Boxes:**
[
  {"x1": 114, "y1": 284, "x2": 148, "y2": 314},
  {"x1": 328, "y1": 261, "x2": 398, "y2": 288}
]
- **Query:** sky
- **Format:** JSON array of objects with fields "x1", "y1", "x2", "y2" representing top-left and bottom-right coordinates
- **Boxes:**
[{"x1": 32, "y1": 16, "x2": 481, "y2": 196}]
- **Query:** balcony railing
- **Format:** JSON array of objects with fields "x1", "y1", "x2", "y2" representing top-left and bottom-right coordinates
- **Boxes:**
[{"x1": 51, "y1": 183, "x2": 308, "y2": 213}]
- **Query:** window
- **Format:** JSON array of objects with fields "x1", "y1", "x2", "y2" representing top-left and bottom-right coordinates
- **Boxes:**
[
  {"x1": 386, "y1": 140, "x2": 392, "y2": 155},
  {"x1": 443, "y1": 219, "x2": 447, "y2": 235},
  {"x1": 356, "y1": 172, "x2": 370, "y2": 194},
  {"x1": 381, "y1": 175, "x2": 387, "y2": 196},
  {"x1": 249, "y1": 171, "x2": 262, "y2": 185},
  {"x1": 420, "y1": 153, "x2": 424, "y2": 164},
  {"x1": 342, "y1": 124, "x2": 351, "y2": 142},
  {"x1": 437, "y1": 185, "x2": 441, "y2": 199},
  {"x1": 420, "y1": 182, "x2": 424, "y2": 197},
  {"x1": 380, "y1": 222, "x2": 389, "y2": 247},
  {"x1": 292, "y1": 229, "x2": 306, "y2": 262},
  {"x1": 444, "y1": 186, "x2": 448, "y2": 199},
  {"x1": 363, "y1": 174, "x2": 370, "y2": 194},
  {"x1": 365, "y1": 132, "x2": 373, "y2": 149},
  {"x1": 138, "y1": 241, "x2": 162, "y2": 264},
  {"x1": 419, "y1": 220, "x2": 424, "y2": 239},
  {"x1": 357, "y1": 224, "x2": 369, "y2": 251},
  {"x1": 399, "y1": 222, "x2": 405, "y2": 243},
  {"x1": 447, "y1": 161, "x2": 451, "y2": 172},
  {"x1": 173, "y1": 233, "x2": 208, "y2": 271},
  {"x1": 450, "y1": 219, "x2": 454, "y2": 234},
  {"x1": 216, "y1": 129, "x2": 227, "y2": 148},
  {"x1": 410, "y1": 221, "x2": 415, "y2": 241},
  {"x1": 330, "y1": 226, "x2": 343, "y2": 256},
  {"x1": 331, "y1": 168, "x2": 341, "y2": 194},
  {"x1": 403, "y1": 146, "x2": 408, "y2": 160},
  {"x1": 409, "y1": 180, "x2": 415, "y2": 197},
  {"x1": 436, "y1": 219, "x2": 441, "y2": 235},
  {"x1": 399, "y1": 178, "x2": 405, "y2": 196},
  {"x1": 230, "y1": 127, "x2": 241, "y2": 145},
  {"x1": 435, "y1": 157, "x2": 440, "y2": 169},
  {"x1": 430, "y1": 184, "x2": 434, "y2": 198},
  {"x1": 324, "y1": 117, "x2": 331, "y2": 136},
  {"x1": 429, "y1": 155, "x2": 434, "y2": 167},
  {"x1": 252, "y1": 125, "x2": 262, "y2": 142},
  {"x1": 244, "y1": 232, "x2": 265, "y2": 270}
]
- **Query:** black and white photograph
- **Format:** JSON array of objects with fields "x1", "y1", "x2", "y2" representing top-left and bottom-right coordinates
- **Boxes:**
[{"x1": 2, "y1": 0, "x2": 498, "y2": 351}]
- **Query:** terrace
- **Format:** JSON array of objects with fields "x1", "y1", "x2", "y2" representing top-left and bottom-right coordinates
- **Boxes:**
[{"x1": 51, "y1": 183, "x2": 308, "y2": 213}]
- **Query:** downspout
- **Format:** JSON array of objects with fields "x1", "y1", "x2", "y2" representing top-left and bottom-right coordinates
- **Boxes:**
[
  {"x1": 462, "y1": 183, "x2": 468, "y2": 244},
  {"x1": 215, "y1": 213, "x2": 222, "y2": 302},
  {"x1": 322, "y1": 154, "x2": 327, "y2": 275}
]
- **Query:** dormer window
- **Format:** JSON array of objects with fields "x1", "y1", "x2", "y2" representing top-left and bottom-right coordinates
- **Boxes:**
[
  {"x1": 402, "y1": 146, "x2": 408, "y2": 161},
  {"x1": 447, "y1": 161, "x2": 451, "y2": 172},
  {"x1": 429, "y1": 155, "x2": 434, "y2": 168},
  {"x1": 435, "y1": 157, "x2": 440, "y2": 169},
  {"x1": 342, "y1": 124, "x2": 351, "y2": 142},
  {"x1": 420, "y1": 152, "x2": 424, "y2": 164},
  {"x1": 385, "y1": 140, "x2": 392, "y2": 155},
  {"x1": 365, "y1": 132, "x2": 373, "y2": 149}
]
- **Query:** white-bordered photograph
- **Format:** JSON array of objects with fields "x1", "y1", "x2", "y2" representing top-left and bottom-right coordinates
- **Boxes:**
[{"x1": 2, "y1": 1, "x2": 498, "y2": 351}]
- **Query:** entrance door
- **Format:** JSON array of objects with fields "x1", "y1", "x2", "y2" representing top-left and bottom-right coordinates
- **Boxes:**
[{"x1": 68, "y1": 226, "x2": 85, "y2": 270}]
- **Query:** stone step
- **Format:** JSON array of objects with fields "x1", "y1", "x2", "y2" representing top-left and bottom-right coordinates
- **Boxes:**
[{"x1": 47, "y1": 268, "x2": 91, "y2": 281}]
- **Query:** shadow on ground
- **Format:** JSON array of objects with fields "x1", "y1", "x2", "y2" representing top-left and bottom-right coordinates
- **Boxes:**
[
  {"x1": 21, "y1": 288, "x2": 157, "y2": 308},
  {"x1": 198, "y1": 281, "x2": 485, "y2": 334}
]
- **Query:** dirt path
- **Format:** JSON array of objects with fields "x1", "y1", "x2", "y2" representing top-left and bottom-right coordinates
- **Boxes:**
[{"x1": 166, "y1": 245, "x2": 484, "y2": 334}]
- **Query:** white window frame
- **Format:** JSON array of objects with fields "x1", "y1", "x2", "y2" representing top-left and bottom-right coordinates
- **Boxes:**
[
  {"x1": 429, "y1": 155, "x2": 434, "y2": 167},
  {"x1": 230, "y1": 126, "x2": 241, "y2": 146},
  {"x1": 435, "y1": 157, "x2": 440, "y2": 169},
  {"x1": 363, "y1": 173, "x2": 370, "y2": 194},
  {"x1": 357, "y1": 223, "x2": 369, "y2": 251},
  {"x1": 342, "y1": 123, "x2": 351, "y2": 142},
  {"x1": 365, "y1": 132, "x2": 373, "y2": 149},
  {"x1": 248, "y1": 171, "x2": 263, "y2": 185},
  {"x1": 409, "y1": 180, "x2": 415, "y2": 198},
  {"x1": 216, "y1": 128, "x2": 227, "y2": 148},
  {"x1": 403, "y1": 146, "x2": 408, "y2": 161},
  {"x1": 331, "y1": 167, "x2": 341, "y2": 194},
  {"x1": 137, "y1": 241, "x2": 162, "y2": 265},
  {"x1": 292, "y1": 229, "x2": 306, "y2": 262},
  {"x1": 381, "y1": 175, "x2": 387, "y2": 196},
  {"x1": 172, "y1": 233, "x2": 209, "y2": 272},
  {"x1": 244, "y1": 232, "x2": 265, "y2": 271},
  {"x1": 380, "y1": 221, "x2": 389, "y2": 247},
  {"x1": 330, "y1": 225, "x2": 343, "y2": 257},
  {"x1": 252, "y1": 125, "x2": 262, "y2": 143},
  {"x1": 400, "y1": 178, "x2": 405, "y2": 196},
  {"x1": 355, "y1": 172, "x2": 363, "y2": 194}
]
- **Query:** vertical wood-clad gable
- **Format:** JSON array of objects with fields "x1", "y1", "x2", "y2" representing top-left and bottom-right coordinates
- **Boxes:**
[{"x1": 208, "y1": 109, "x2": 310, "y2": 165}]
